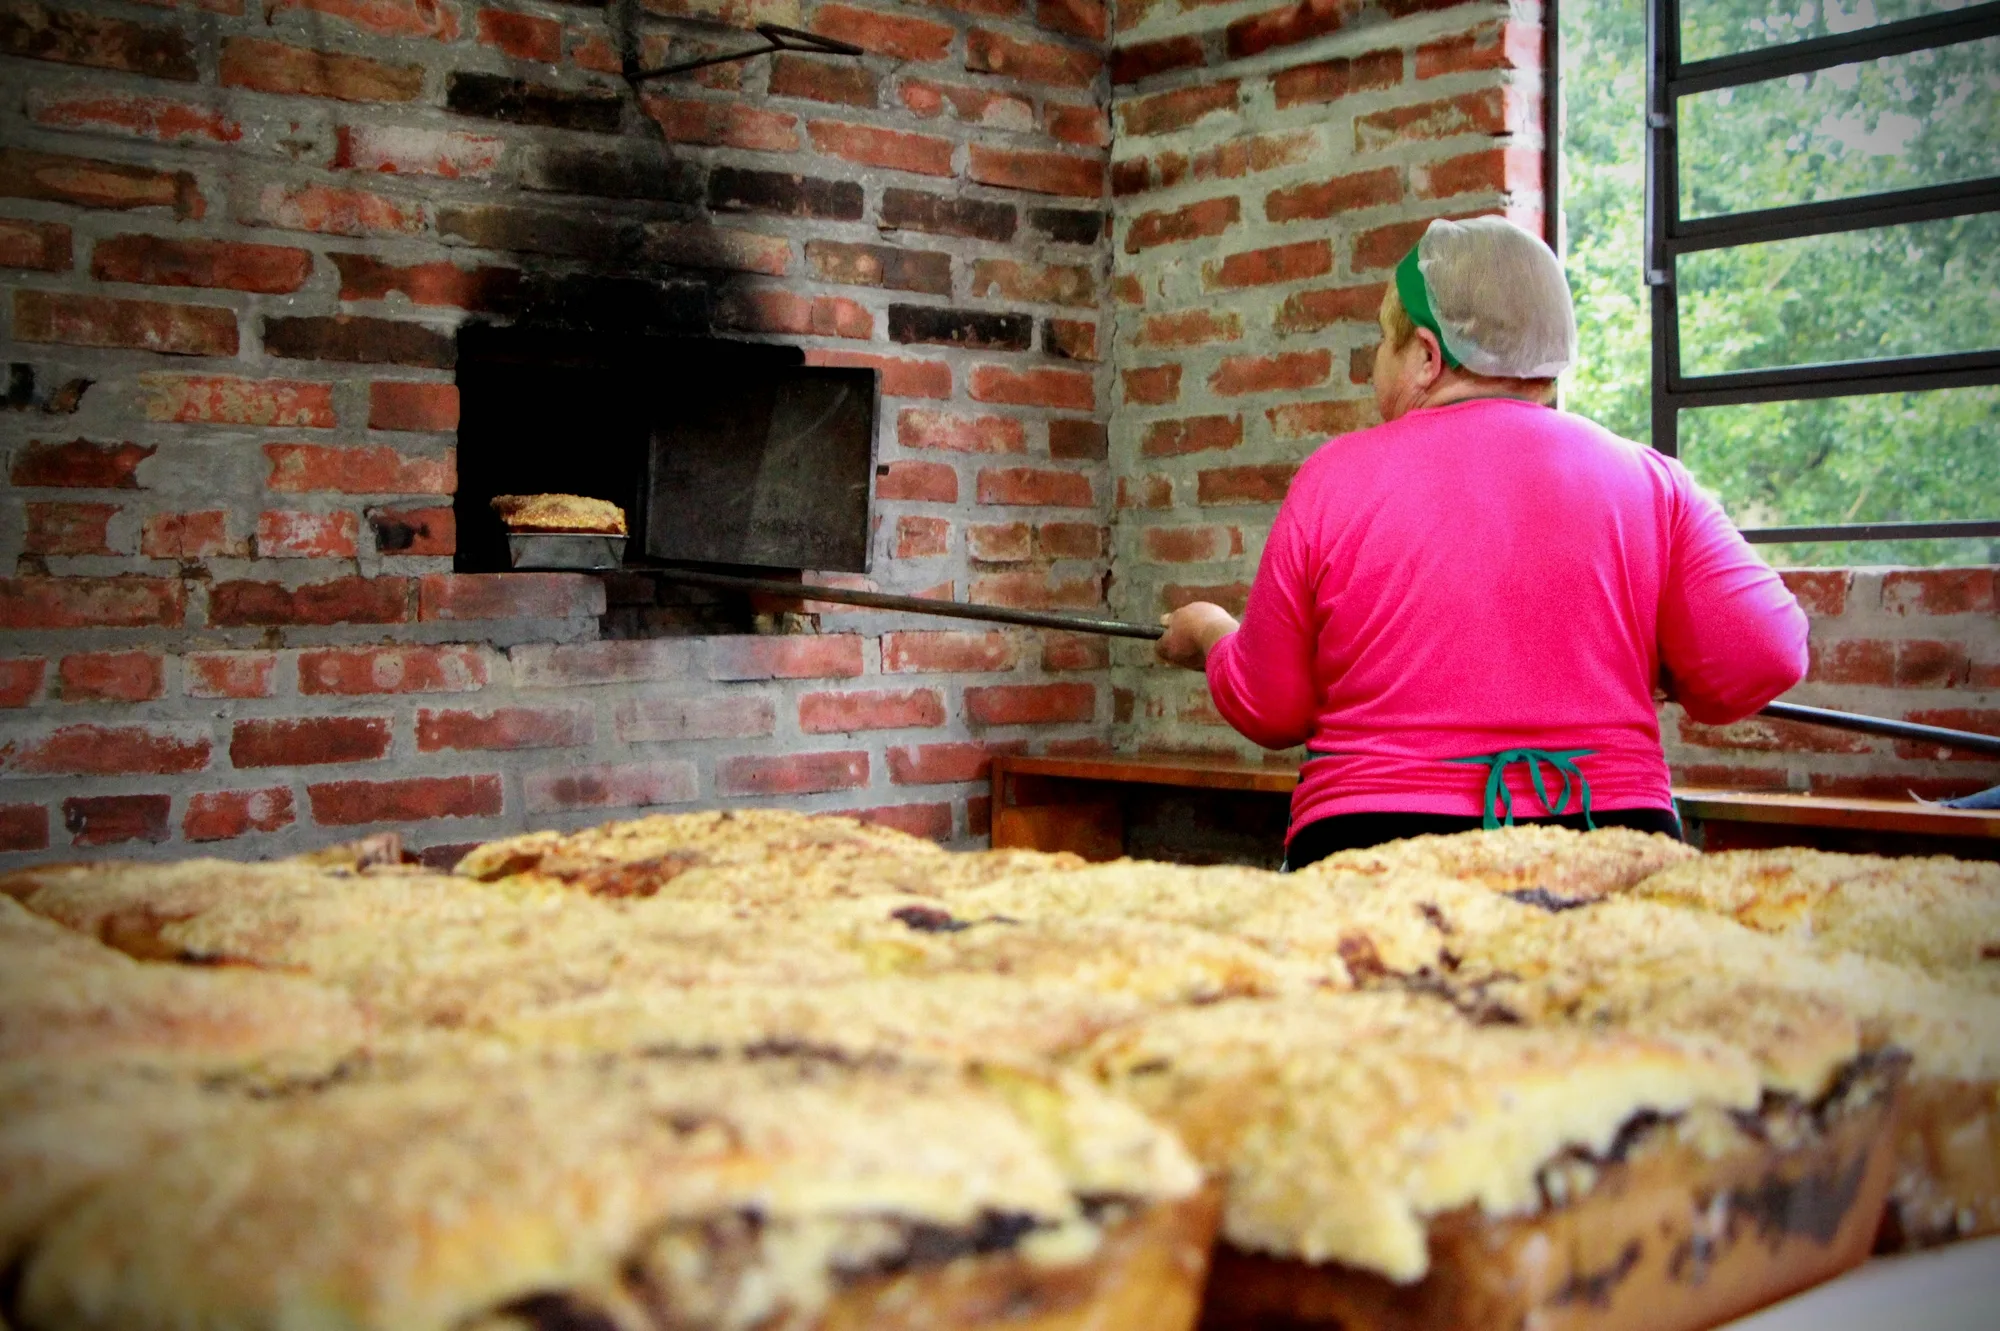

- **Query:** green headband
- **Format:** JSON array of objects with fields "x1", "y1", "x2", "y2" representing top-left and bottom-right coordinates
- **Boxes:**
[{"x1": 1394, "y1": 243, "x2": 1462, "y2": 369}]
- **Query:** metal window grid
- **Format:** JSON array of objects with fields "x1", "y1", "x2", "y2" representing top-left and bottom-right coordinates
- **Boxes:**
[{"x1": 1642, "y1": 0, "x2": 2000, "y2": 544}]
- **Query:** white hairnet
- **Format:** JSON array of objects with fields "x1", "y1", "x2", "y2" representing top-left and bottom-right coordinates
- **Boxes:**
[{"x1": 1408, "y1": 217, "x2": 1576, "y2": 379}]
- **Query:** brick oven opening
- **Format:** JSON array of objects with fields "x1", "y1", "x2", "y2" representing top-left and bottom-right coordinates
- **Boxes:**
[{"x1": 454, "y1": 324, "x2": 878, "y2": 577}]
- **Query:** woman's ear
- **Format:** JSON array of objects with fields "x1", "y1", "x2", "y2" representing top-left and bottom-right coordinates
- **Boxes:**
[{"x1": 1415, "y1": 328, "x2": 1448, "y2": 388}]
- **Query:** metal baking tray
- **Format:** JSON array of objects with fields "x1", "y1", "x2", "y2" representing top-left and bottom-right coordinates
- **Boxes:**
[{"x1": 506, "y1": 533, "x2": 627, "y2": 571}]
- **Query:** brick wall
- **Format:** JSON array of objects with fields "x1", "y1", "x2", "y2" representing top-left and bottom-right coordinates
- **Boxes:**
[
  {"x1": 1101, "y1": 0, "x2": 1997, "y2": 799},
  {"x1": 0, "y1": 0, "x2": 1120, "y2": 864}
]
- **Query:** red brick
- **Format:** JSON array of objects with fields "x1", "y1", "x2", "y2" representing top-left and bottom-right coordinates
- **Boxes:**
[
  {"x1": 1806, "y1": 638, "x2": 1893, "y2": 687},
  {"x1": 523, "y1": 761, "x2": 699, "y2": 813},
  {"x1": 1124, "y1": 197, "x2": 1239, "y2": 252},
  {"x1": 299, "y1": 644, "x2": 488, "y2": 695},
  {"x1": 0, "y1": 146, "x2": 202, "y2": 217},
  {"x1": 511, "y1": 639, "x2": 689, "y2": 687},
  {"x1": 1275, "y1": 282, "x2": 1387, "y2": 334},
  {"x1": 220, "y1": 37, "x2": 424, "y2": 102},
  {"x1": 366, "y1": 504, "x2": 455, "y2": 556},
  {"x1": 717, "y1": 750, "x2": 870, "y2": 796},
  {"x1": 1805, "y1": 774, "x2": 1990, "y2": 801},
  {"x1": 1036, "y1": 521, "x2": 1103, "y2": 559},
  {"x1": 805, "y1": 349, "x2": 952, "y2": 399},
  {"x1": 365, "y1": 382, "x2": 459, "y2": 433},
  {"x1": 967, "y1": 792, "x2": 992, "y2": 836},
  {"x1": 971, "y1": 570, "x2": 1103, "y2": 609},
  {"x1": 208, "y1": 576, "x2": 410, "y2": 627},
  {"x1": 970, "y1": 365, "x2": 1093, "y2": 410},
  {"x1": 417, "y1": 705, "x2": 592, "y2": 752},
  {"x1": 1778, "y1": 569, "x2": 1850, "y2": 618},
  {"x1": 1142, "y1": 415, "x2": 1242, "y2": 458},
  {"x1": 1881, "y1": 568, "x2": 1995, "y2": 616},
  {"x1": 186, "y1": 652, "x2": 276, "y2": 699},
  {"x1": 14, "y1": 289, "x2": 236, "y2": 357},
  {"x1": 769, "y1": 53, "x2": 879, "y2": 106},
  {"x1": 0, "y1": 576, "x2": 184, "y2": 629},
  {"x1": 1211, "y1": 349, "x2": 1332, "y2": 396},
  {"x1": 615, "y1": 694, "x2": 775, "y2": 742},
  {"x1": 1669, "y1": 764, "x2": 1792, "y2": 793},
  {"x1": 90, "y1": 234, "x2": 311, "y2": 294},
  {"x1": 139, "y1": 510, "x2": 230, "y2": 559},
  {"x1": 717, "y1": 288, "x2": 874, "y2": 339},
  {"x1": 875, "y1": 460, "x2": 958, "y2": 502},
  {"x1": 900, "y1": 78, "x2": 1035, "y2": 129},
  {"x1": 0, "y1": 217, "x2": 72, "y2": 271},
  {"x1": 1270, "y1": 398, "x2": 1377, "y2": 441},
  {"x1": 334, "y1": 255, "x2": 517, "y2": 311},
  {"x1": 1048, "y1": 420, "x2": 1106, "y2": 465},
  {"x1": 333, "y1": 125, "x2": 505, "y2": 178},
  {"x1": 845, "y1": 801, "x2": 954, "y2": 841},
  {"x1": 0, "y1": 803, "x2": 50, "y2": 852},
  {"x1": 6, "y1": 723, "x2": 209, "y2": 776},
  {"x1": 1143, "y1": 525, "x2": 1242, "y2": 563},
  {"x1": 63, "y1": 794, "x2": 172, "y2": 847},
  {"x1": 968, "y1": 522, "x2": 1031, "y2": 561},
  {"x1": 1416, "y1": 20, "x2": 1541, "y2": 78},
  {"x1": 1188, "y1": 130, "x2": 1320, "y2": 184},
  {"x1": 1044, "y1": 318, "x2": 1098, "y2": 361},
  {"x1": 1415, "y1": 146, "x2": 1541, "y2": 200},
  {"x1": 234, "y1": 181, "x2": 423, "y2": 237},
  {"x1": 1206, "y1": 239, "x2": 1333, "y2": 289},
  {"x1": 707, "y1": 635, "x2": 864, "y2": 681},
  {"x1": 970, "y1": 258, "x2": 1095, "y2": 307},
  {"x1": 1893, "y1": 639, "x2": 1971, "y2": 688},
  {"x1": 1111, "y1": 34, "x2": 1204, "y2": 84},
  {"x1": 476, "y1": 8, "x2": 560, "y2": 60},
  {"x1": 418, "y1": 573, "x2": 603, "y2": 621},
  {"x1": 1041, "y1": 632, "x2": 1108, "y2": 672},
  {"x1": 1355, "y1": 88, "x2": 1510, "y2": 152},
  {"x1": 23, "y1": 501, "x2": 117, "y2": 556},
  {"x1": 1353, "y1": 213, "x2": 1493, "y2": 273},
  {"x1": 231, "y1": 716, "x2": 390, "y2": 768},
  {"x1": 883, "y1": 630, "x2": 1018, "y2": 674},
  {"x1": 894, "y1": 515, "x2": 951, "y2": 558},
  {"x1": 308, "y1": 774, "x2": 503, "y2": 826},
  {"x1": 26, "y1": 90, "x2": 241, "y2": 144},
  {"x1": 1227, "y1": 0, "x2": 1363, "y2": 59},
  {"x1": 645, "y1": 97, "x2": 799, "y2": 151},
  {"x1": 899, "y1": 409, "x2": 1026, "y2": 454},
  {"x1": 812, "y1": 4, "x2": 952, "y2": 60},
  {"x1": 183, "y1": 787, "x2": 296, "y2": 841},
  {"x1": 141, "y1": 375, "x2": 336, "y2": 427},
  {"x1": 1198, "y1": 463, "x2": 1296, "y2": 505},
  {"x1": 976, "y1": 466, "x2": 1093, "y2": 507},
  {"x1": 808, "y1": 121, "x2": 954, "y2": 175},
  {"x1": 255, "y1": 510, "x2": 357, "y2": 559},
  {"x1": 0, "y1": 659, "x2": 46, "y2": 708},
  {"x1": 641, "y1": 0, "x2": 799, "y2": 29},
  {"x1": 1047, "y1": 102, "x2": 1108, "y2": 148},
  {"x1": 805, "y1": 240, "x2": 951, "y2": 294},
  {"x1": 1136, "y1": 308, "x2": 1243, "y2": 348},
  {"x1": 268, "y1": 0, "x2": 460, "y2": 39},
  {"x1": 12, "y1": 439, "x2": 153, "y2": 489},
  {"x1": 801, "y1": 688, "x2": 946, "y2": 733},
  {"x1": 1676, "y1": 715, "x2": 1875, "y2": 755},
  {"x1": 57, "y1": 651, "x2": 163, "y2": 703},
  {"x1": 1119, "y1": 81, "x2": 1239, "y2": 136},
  {"x1": 1039, "y1": 0, "x2": 1106, "y2": 39},
  {"x1": 1266, "y1": 168, "x2": 1403, "y2": 223},
  {"x1": 967, "y1": 147, "x2": 1103, "y2": 198},
  {"x1": 1272, "y1": 46, "x2": 1402, "y2": 108},
  {"x1": 1162, "y1": 581, "x2": 1251, "y2": 616},
  {"x1": 888, "y1": 741, "x2": 1001, "y2": 785},
  {"x1": 965, "y1": 681, "x2": 1094, "y2": 726},
  {"x1": 964, "y1": 27, "x2": 1098, "y2": 87},
  {"x1": 266, "y1": 444, "x2": 453, "y2": 494},
  {"x1": 1893, "y1": 709, "x2": 2000, "y2": 761}
]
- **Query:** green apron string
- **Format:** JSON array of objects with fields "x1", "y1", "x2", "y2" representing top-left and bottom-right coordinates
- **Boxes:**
[{"x1": 1445, "y1": 749, "x2": 1597, "y2": 830}]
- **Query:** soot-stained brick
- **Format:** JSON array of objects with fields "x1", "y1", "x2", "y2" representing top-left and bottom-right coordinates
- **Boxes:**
[
  {"x1": 445, "y1": 73, "x2": 623, "y2": 133},
  {"x1": 517, "y1": 145, "x2": 701, "y2": 203},
  {"x1": 262, "y1": 316, "x2": 455, "y2": 368},
  {"x1": 707, "y1": 168, "x2": 863, "y2": 220},
  {"x1": 512, "y1": 273, "x2": 711, "y2": 334},
  {"x1": 880, "y1": 188, "x2": 1016, "y2": 242},
  {"x1": 1030, "y1": 207, "x2": 1105, "y2": 245},
  {"x1": 889, "y1": 305, "x2": 1033, "y2": 352}
]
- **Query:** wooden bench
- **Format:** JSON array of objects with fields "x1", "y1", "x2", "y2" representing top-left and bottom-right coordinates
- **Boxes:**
[{"x1": 989, "y1": 753, "x2": 2000, "y2": 864}]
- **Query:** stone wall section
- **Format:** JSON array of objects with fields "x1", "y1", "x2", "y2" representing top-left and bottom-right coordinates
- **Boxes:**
[{"x1": 0, "y1": 0, "x2": 1121, "y2": 864}]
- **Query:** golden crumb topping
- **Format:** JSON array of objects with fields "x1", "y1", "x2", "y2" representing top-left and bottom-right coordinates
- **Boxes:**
[
  {"x1": 1305, "y1": 824, "x2": 1699, "y2": 902},
  {"x1": 489, "y1": 493, "x2": 628, "y2": 534}
]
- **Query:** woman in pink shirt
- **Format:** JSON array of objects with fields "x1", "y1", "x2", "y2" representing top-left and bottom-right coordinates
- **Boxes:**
[{"x1": 1155, "y1": 218, "x2": 1808, "y2": 868}]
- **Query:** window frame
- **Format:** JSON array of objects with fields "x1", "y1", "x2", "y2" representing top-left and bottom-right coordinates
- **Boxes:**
[{"x1": 1642, "y1": 0, "x2": 2000, "y2": 545}]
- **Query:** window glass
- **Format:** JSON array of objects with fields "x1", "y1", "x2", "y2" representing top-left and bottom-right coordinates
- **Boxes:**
[
  {"x1": 1677, "y1": 212, "x2": 2000, "y2": 374},
  {"x1": 1678, "y1": 36, "x2": 2000, "y2": 217},
  {"x1": 1680, "y1": 387, "x2": 2000, "y2": 566},
  {"x1": 1679, "y1": 0, "x2": 1975, "y2": 64}
]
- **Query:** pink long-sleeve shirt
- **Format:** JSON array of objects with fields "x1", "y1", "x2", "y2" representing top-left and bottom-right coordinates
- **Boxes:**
[{"x1": 1204, "y1": 398, "x2": 1808, "y2": 842}]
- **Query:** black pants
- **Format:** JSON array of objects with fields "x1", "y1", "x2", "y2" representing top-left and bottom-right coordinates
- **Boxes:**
[{"x1": 1282, "y1": 807, "x2": 1682, "y2": 872}]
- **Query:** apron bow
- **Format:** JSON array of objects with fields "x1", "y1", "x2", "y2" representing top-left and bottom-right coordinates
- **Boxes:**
[{"x1": 1445, "y1": 748, "x2": 1596, "y2": 830}]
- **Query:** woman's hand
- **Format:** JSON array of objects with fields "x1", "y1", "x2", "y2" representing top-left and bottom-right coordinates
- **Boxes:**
[{"x1": 1155, "y1": 601, "x2": 1240, "y2": 671}]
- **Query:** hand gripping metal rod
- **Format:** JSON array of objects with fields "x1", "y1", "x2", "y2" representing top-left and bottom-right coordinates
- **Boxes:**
[{"x1": 650, "y1": 569, "x2": 2000, "y2": 758}]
